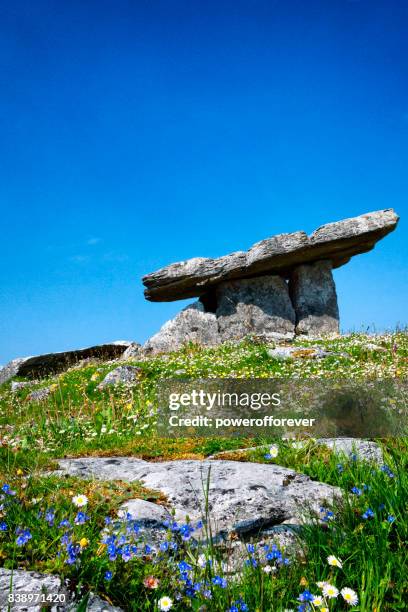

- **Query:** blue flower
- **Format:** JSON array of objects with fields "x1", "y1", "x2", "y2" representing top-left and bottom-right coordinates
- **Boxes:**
[
  {"x1": 0, "y1": 522, "x2": 7, "y2": 531},
  {"x1": 336, "y1": 463, "x2": 344, "y2": 473},
  {"x1": 380, "y1": 464, "x2": 395, "y2": 478},
  {"x1": 264, "y1": 453, "x2": 272, "y2": 459},
  {"x1": 59, "y1": 519, "x2": 71, "y2": 529},
  {"x1": 351, "y1": 486, "x2": 362, "y2": 496},
  {"x1": 350, "y1": 453, "x2": 358, "y2": 461},
  {"x1": 362, "y1": 508, "x2": 375, "y2": 519},
  {"x1": 247, "y1": 543, "x2": 255, "y2": 553},
  {"x1": 212, "y1": 575, "x2": 227, "y2": 587},
  {"x1": 1, "y1": 484, "x2": 16, "y2": 496},
  {"x1": 104, "y1": 571, "x2": 113, "y2": 581},
  {"x1": 178, "y1": 560, "x2": 192, "y2": 572},
  {"x1": 378, "y1": 503, "x2": 385, "y2": 511},
  {"x1": 298, "y1": 590, "x2": 314, "y2": 602},
  {"x1": 159, "y1": 542, "x2": 169, "y2": 552},
  {"x1": 74, "y1": 511, "x2": 89, "y2": 525},
  {"x1": 387, "y1": 515, "x2": 396, "y2": 523},
  {"x1": 45, "y1": 509, "x2": 55, "y2": 526},
  {"x1": 15, "y1": 528, "x2": 32, "y2": 547}
]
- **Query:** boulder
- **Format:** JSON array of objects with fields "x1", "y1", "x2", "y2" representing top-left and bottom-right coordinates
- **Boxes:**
[
  {"x1": 120, "y1": 342, "x2": 142, "y2": 360},
  {"x1": 215, "y1": 276, "x2": 295, "y2": 342},
  {"x1": 27, "y1": 387, "x2": 52, "y2": 402},
  {"x1": 0, "y1": 342, "x2": 132, "y2": 385},
  {"x1": 97, "y1": 365, "x2": 141, "y2": 389},
  {"x1": 143, "y1": 209, "x2": 398, "y2": 301},
  {"x1": 56, "y1": 457, "x2": 341, "y2": 538},
  {"x1": 144, "y1": 301, "x2": 220, "y2": 353},
  {"x1": 266, "y1": 346, "x2": 345, "y2": 360},
  {"x1": 290, "y1": 260, "x2": 339, "y2": 335}
]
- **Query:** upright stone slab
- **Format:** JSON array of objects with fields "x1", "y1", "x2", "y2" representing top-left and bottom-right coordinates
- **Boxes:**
[
  {"x1": 215, "y1": 275, "x2": 296, "y2": 342},
  {"x1": 290, "y1": 260, "x2": 339, "y2": 335}
]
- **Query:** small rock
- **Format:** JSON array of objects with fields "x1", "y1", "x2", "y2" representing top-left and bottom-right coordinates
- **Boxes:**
[
  {"x1": 11, "y1": 381, "x2": 38, "y2": 392},
  {"x1": 317, "y1": 438, "x2": 383, "y2": 464},
  {"x1": 267, "y1": 346, "x2": 341, "y2": 360},
  {"x1": 120, "y1": 342, "x2": 142, "y2": 360},
  {"x1": 97, "y1": 366, "x2": 141, "y2": 389},
  {"x1": 26, "y1": 387, "x2": 52, "y2": 402},
  {"x1": 0, "y1": 568, "x2": 69, "y2": 611}
]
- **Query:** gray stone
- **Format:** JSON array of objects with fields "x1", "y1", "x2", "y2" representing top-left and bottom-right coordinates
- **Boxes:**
[
  {"x1": 144, "y1": 301, "x2": 220, "y2": 353},
  {"x1": 26, "y1": 387, "x2": 52, "y2": 402},
  {"x1": 97, "y1": 366, "x2": 141, "y2": 389},
  {"x1": 0, "y1": 568, "x2": 69, "y2": 611},
  {"x1": 317, "y1": 438, "x2": 383, "y2": 464},
  {"x1": 0, "y1": 342, "x2": 132, "y2": 385},
  {"x1": 11, "y1": 381, "x2": 38, "y2": 392},
  {"x1": 267, "y1": 346, "x2": 343, "y2": 360},
  {"x1": 290, "y1": 260, "x2": 339, "y2": 335},
  {"x1": 0, "y1": 569, "x2": 123, "y2": 612},
  {"x1": 215, "y1": 276, "x2": 295, "y2": 342},
  {"x1": 120, "y1": 342, "x2": 142, "y2": 360},
  {"x1": 56, "y1": 458, "x2": 341, "y2": 538},
  {"x1": 143, "y1": 209, "x2": 398, "y2": 301}
]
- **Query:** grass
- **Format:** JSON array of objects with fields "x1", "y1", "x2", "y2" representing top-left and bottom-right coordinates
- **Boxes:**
[{"x1": 0, "y1": 332, "x2": 407, "y2": 610}]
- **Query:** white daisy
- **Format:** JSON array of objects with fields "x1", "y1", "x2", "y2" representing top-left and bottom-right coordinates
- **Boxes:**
[
  {"x1": 158, "y1": 596, "x2": 173, "y2": 611},
  {"x1": 341, "y1": 587, "x2": 359, "y2": 606},
  {"x1": 322, "y1": 583, "x2": 339, "y2": 599},
  {"x1": 327, "y1": 555, "x2": 343, "y2": 568},
  {"x1": 269, "y1": 445, "x2": 279, "y2": 458},
  {"x1": 72, "y1": 494, "x2": 88, "y2": 507}
]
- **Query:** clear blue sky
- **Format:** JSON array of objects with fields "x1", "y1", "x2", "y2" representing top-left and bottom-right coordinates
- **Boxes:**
[{"x1": 1, "y1": 0, "x2": 407, "y2": 364}]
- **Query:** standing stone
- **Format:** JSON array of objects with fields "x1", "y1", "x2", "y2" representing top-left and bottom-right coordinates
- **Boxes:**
[
  {"x1": 290, "y1": 260, "x2": 339, "y2": 335},
  {"x1": 215, "y1": 275, "x2": 296, "y2": 342},
  {"x1": 144, "y1": 301, "x2": 220, "y2": 353}
]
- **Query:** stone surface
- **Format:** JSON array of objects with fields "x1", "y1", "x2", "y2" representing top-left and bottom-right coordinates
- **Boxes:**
[
  {"x1": 267, "y1": 346, "x2": 345, "y2": 360},
  {"x1": 317, "y1": 438, "x2": 383, "y2": 464},
  {"x1": 97, "y1": 366, "x2": 141, "y2": 389},
  {"x1": 143, "y1": 209, "x2": 399, "y2": 301},
  {"x1": 0, "y1": 568, "x2": 68, "y2": 611},
  {"x1": 56, "y1": 458, "x2": 341, "y2": 538},
  {"x1": 290, "y1": 260, "x2": 339, "y2": 335},
  {"x1": 26, "y1": 387, "x2": 52, "y2": 402},
  {"x1": 144, "y1": 301, "x2": 220, "y2": 353},
  {"x1": 0, "y1": 342, "x2": 132, "y2": 385},
  {"x1": 0, "y1": 569, "x2": 123, "y2": 612},
  {"x1": 120, "y1": 342, "x2": 142, "y2": 360},
  {"x1": 215, "y1": 276, "x2": 295, "y2": 342},
  {"x1": 11, "y1": 381, "x2": 38, "y2": 392}
]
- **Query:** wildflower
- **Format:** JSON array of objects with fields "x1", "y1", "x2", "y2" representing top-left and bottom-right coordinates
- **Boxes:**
[
  {"x1": 15, "y1": 528, "x2": 32, "y2": 547},
  {"x1": 74, "y1": 511, "x2": 89, "y2": 525},
  {"x1": 380, "y1": 464, "x2": 395, "y2": 478},
  {"x1": 158, "y1": 596, "x2": 173, "y2": 611},
  {"x1": 16, "y1": 468, "x2": 23, "y2": 476},
  {"x1": 322, "y1": 584, "x2": 339, "y2": 599},
  {"x1": 72, "y1": 494, "x2": 88, "y2": 507},
  {"x1": 143, "y1": 576, "x2": 159, "y2": 589},
  {"x1": 45, "y1": 509, "x2": 55, "y2": 526},
  {"x1": 327, "y1": 555, "x2": 343, "y2": 568},
  {"x1": 312, "y1": 595, "x2": 324, "y2": 606},
  {"x1": 336, "y1": 463, "x2": 344, "y2": 473},
  {"x1": 298, "y1": 590, "x2": 314, "y2": 602},
  {"x1": 79, "y1": 537, "x2": 89, "y2": 548},
  {"x1": 197, "y1": 554, "x2": 207, "y2": 568},
  {"x1": 341, "y1": 587, "x2": 358, "y2": 606},
  {"x1": 59, "y1": 519, "x2": 71, "y2": 529},
  {"x1": 0, "y1": 522, "x2": 7, "y2": 531},
  {"x1": 104, "y1": 571, "x2": 112, "y2": 581},
  {"x1": 1, "y1": 484, "x2": 16, "y2": 496},
  {"x1": 362, "y1": 508, "x2": 375, "y2": 519},
  {"x1": 178, "y1": 561, "x2": 192, "y2": 572},
  {"x1": 387, "y1": 514, "x2": 396, "y2": 523},
  {"x1": 212, "y1": 575, "x2": 227, "y2": 587},
  {"x1": 350, "y1": 486, "x2": 362, "y2": 496},
  {"x1": 247, "y1": 543, "x2": 255, "y2": 553},
  {"x1": 269, "y1": 445, "x2": 279, "y2": 458},
  {"x1": 316, "y1": 581, "x2": 327, "y2": 589}
]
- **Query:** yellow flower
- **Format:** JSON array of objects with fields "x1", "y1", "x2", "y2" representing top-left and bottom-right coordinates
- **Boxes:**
[
  {"x1": 79, "y1": 537, "x2": 89, "y2": 548},
  {"x1": 16, "y1": 468, "x2": 23, "y2": 476},
  {"x1": 300, "y1": 576, "x2": 308, "y2": 586}
]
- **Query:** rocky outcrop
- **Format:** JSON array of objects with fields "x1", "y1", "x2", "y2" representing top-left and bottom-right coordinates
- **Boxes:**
[
  {"x1": 143, "y1": 209, "x2": 398, "y2": 302},
  {"x1": 289, "y1": 260, "x2": 340, "y2": 335},
  {"x1": 0, "y1": 342, "x2": 132, "y2": 385},
  {"x1": 144, "y1": 302, "x2": 220, "y2": 353},
  {"x1": 56, "y1": 457, "x2": 341, "y2": 537},
  {"x1": 216, "y1": 276, "x2": 296, "y2": 341},
  {"x1": 97, "y1": 365, "x2": 142, "y2": 389}
]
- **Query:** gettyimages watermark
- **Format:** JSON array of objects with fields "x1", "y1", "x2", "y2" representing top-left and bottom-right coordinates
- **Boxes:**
[{"x1": 157, "y1": 378, "x2": 408, "y2": 438}]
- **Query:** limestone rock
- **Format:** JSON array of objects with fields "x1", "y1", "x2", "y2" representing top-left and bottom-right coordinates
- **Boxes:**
[
  {"x1": 317, "y1": 438, "x2": 383, "y2": 464},
  {"x1": 0, "y1": 568, "x2": 68, "y2": 611},
  {"x1": 97, "y1": 365, "x2": 141, "y2": 389},
  {"x1": 56, "y1": 457, "x2": 341, "y2": 538},
  {"x1": 11, "y1": 381, "x2": 38, "y2": 392},
  {"x1": 215, "y1": 276, "x2": 295, "y2": 342},
  {"x1": 27, "y1": 387, "x2": 52, "y2": 402},
  {"x1": 0, "y1": 342, "x2": 132, "y2": 385},
  {"x1": 143, "y1": 209, "x2": 398, "y2": 301},
  {"x1": 144, "y1": 301, "x2": 220, "y2": 353},
  {"x1": 267, "y1": 346, "x2": 344, "y2": 360},
  {"x1": 120, "y1": 342, "x2": 142, "y2": 360},
  {"x1": 290, "y1": 260, "x2": 339, "y2": 335}
]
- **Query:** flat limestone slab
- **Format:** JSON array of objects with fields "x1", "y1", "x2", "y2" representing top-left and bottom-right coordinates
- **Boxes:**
[
  {"x1": 56, "y1": 457, "x2": 340, "y2": 537},
  {"x1": 143, "y1": 209, "x2": 398, "y2": 301}
]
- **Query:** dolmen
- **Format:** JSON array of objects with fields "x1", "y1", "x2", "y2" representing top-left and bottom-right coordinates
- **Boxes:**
[{"x1": 142, "y1": 209, "x2": 399, "y2": 352}]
